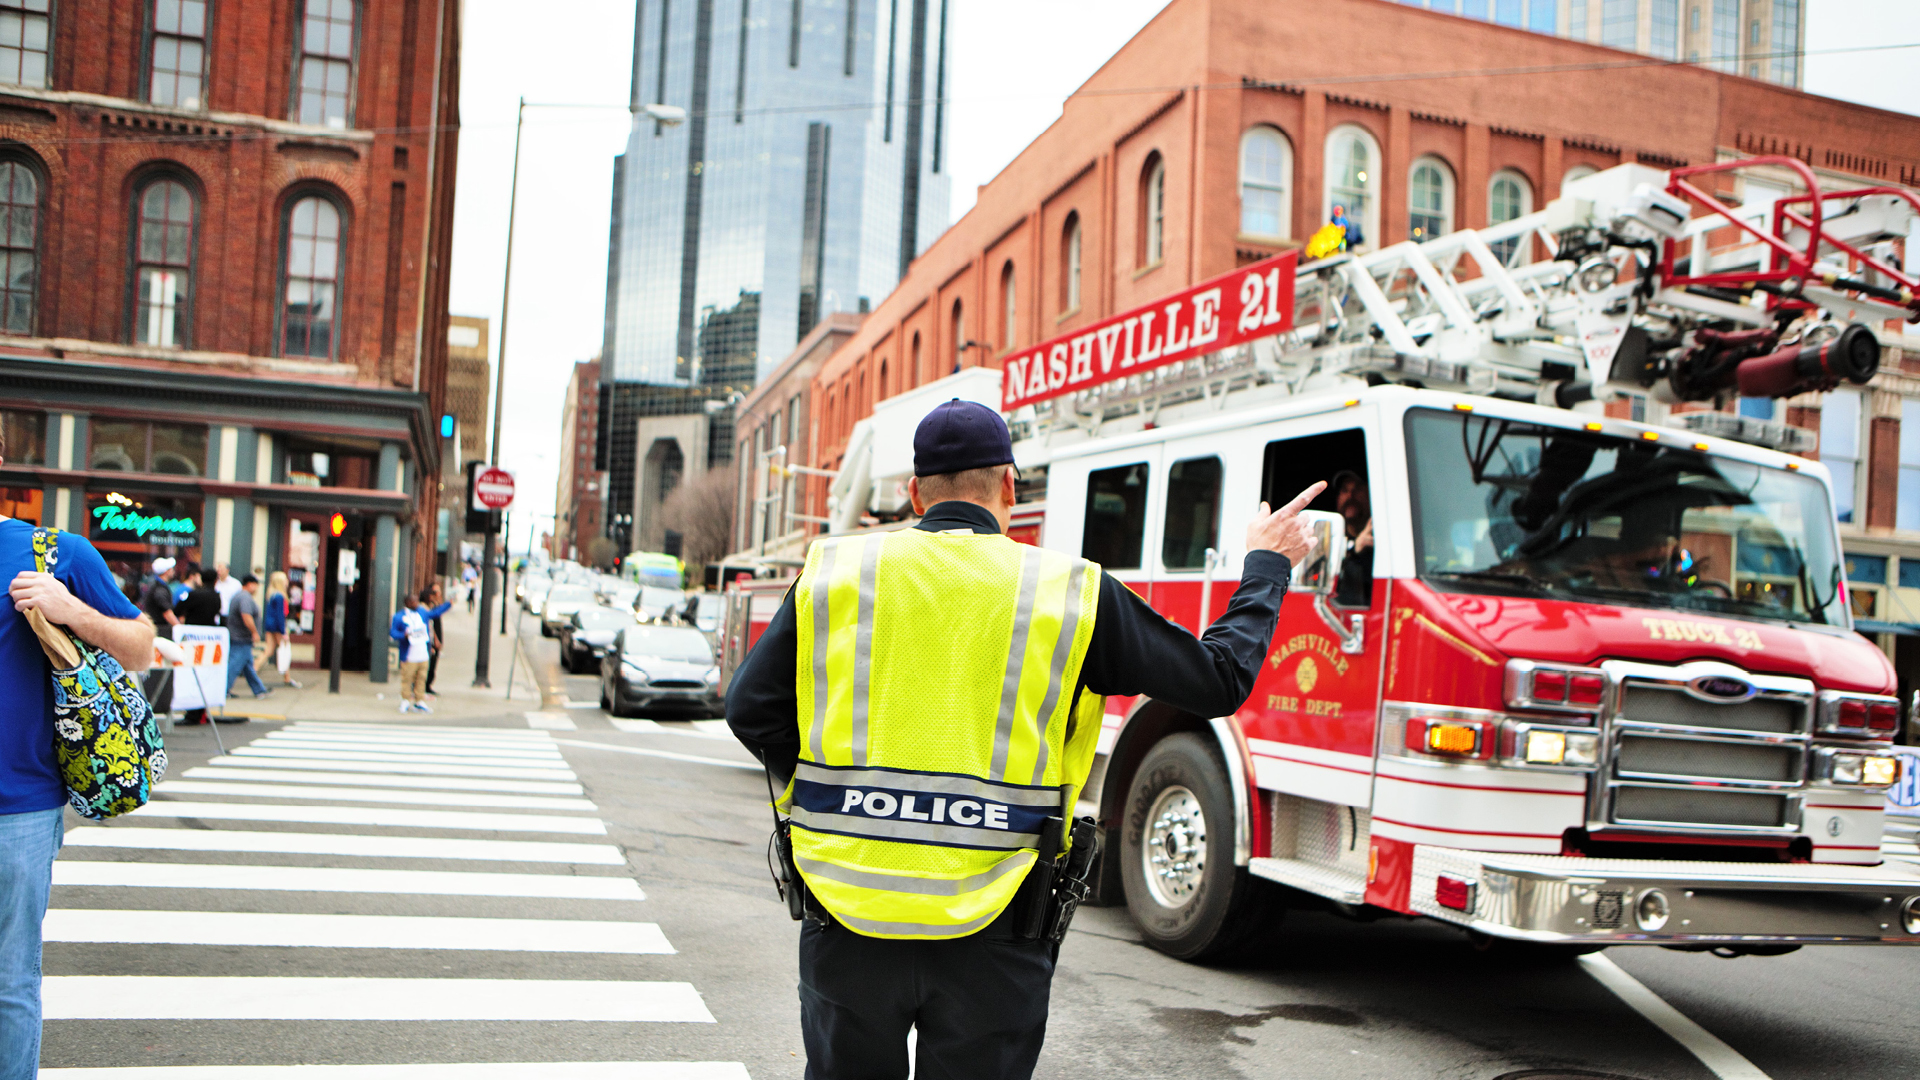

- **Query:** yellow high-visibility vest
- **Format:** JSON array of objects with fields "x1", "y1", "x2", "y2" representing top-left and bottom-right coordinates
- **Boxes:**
[{"x1": 784, "y1": 526, "x2": 1105, "y2": 940}]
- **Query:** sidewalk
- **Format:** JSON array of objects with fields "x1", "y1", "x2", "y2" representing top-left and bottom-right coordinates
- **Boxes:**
[{"x1": 203, "y1": 597, "x2": 551, "y2": 723}]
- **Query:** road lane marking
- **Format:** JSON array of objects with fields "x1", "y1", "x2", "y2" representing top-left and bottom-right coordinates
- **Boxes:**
[
  {"x1": 156, "y1": 780, "x2": 599, "y2": 813},
  {"x1": 128, "y1": 800, "x2": 608, "y2": 835},
  {"x1": 259, "y1": 737, "x2": 568, "y2": 762},
  {"x1": 43, "y1": 910, "x2": 673, "y2": 954},
  {"x1": 287, "y1": 722, "x2": 558, "y2": 738},
  {"x1": 59, "y1": 827, "x2": 627, "y2": 865},
  {"x1": 552, "y1": 739, "x2": 759, "y2": 772},
  {"x1": 38, "y1": 1064, "x2": 752, "y2": 1079},
  {"x1": 182, "y1": 765, "x2": 585, "y2": 796},
  {"x1": 527, "y1": 711, "x2": 579, "y2": 730},
  {"x1": 1580, "y1": 954, "x2": 1772, "y2": 1080},
  {"x1": 273, "y1": 730, "x2": 565, "y2": 752},
  {"x1": 229, "y1": 746, "x2": 576, "y2": 772},
  {"x1": 608, "y1": 718, "x2": 738, "y2": 741},
  {"x1": 52, "y1": 861, "x2": 644, "y2": 900},
  {"x1": 207, "y1": 754, "x2": 579, "y2": 782},
  {"x1": 41, "y1": 977, "x2": 713, "y2": 1021}
]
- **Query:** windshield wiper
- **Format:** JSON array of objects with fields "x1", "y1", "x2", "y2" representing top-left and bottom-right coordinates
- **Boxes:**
[{"x1": 1427, "y1": 570, "x2": 1544, "y2": 591}]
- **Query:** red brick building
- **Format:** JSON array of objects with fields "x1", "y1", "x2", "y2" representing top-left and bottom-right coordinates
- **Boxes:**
[
  {"x1": 0, "y1": 0, "x2": 460, "y2": 679},
  {"x1": 556, "y1": 359, "x2": 603, "y2": 564},
  {"x1": 804, "y1": 0, "x2": 1920, "y2": 663}
]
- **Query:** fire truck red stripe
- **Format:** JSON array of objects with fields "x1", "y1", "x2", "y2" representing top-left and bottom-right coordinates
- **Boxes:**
[
  {"x1": 1370, "y1": 815, "x2": 1563, "y2": 839},
  {"x1": 1375, "y1": 772, "x2": 1584, "y2": 797},
  {"x1": 1250, "y1": 751, "x2": 1372, "y2": 777}
]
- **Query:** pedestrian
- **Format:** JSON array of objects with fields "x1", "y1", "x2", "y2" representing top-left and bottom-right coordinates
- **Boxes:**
[
  {"x1": 462, "y1": 562, "x2": 478, "y2": 613},
  {"x1": 212, "y1": 560, "x2": 241, "y2": 613},
  {"x1": 421, "y1": 583, "x2": 451, "y2": 697},
  {"x1": 139, "y1": 557, "x2": 181, "y2": 710},
  {"x1": 224, "y1": 573, "x2": 270, "y2": 704},
  {"x1": 262, "y1": 570, "x2": 300, "y2": 688},
  {"x1": 725, "y1": 400, "x2": 1322, "y2": 1080},
  {"x1": 0, "y1": 430, "x2": 154, "y2": 1080},
  {"x1": 389, "y1": 593, "x2": 432, "y2": 713},
  {"x1": 172, "y1": 566, "x2": 223, "y2": 727}
]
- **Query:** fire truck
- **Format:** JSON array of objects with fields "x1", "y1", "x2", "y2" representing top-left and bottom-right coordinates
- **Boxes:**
[{"x1": 722, "y1": 158, "x2": 1920, "y2": 958}]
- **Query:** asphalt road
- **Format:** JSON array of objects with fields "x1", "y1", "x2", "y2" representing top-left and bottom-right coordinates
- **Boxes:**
[{"x1": 37, "y1": 618, "x2": 1920, "y2": 1079}]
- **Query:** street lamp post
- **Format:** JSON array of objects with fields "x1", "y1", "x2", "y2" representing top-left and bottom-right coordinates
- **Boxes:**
[{"x1": 473, "y1": 96, "x2": 527, "y2": 688}]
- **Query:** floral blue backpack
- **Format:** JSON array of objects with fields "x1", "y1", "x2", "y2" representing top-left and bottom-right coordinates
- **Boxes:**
[{"x1": 25, "y1": 527, "x2": 167, "y2": 819}]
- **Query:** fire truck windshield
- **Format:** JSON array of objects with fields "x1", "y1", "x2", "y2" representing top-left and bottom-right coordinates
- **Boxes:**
[{"x1": 1405, "y1": 408, "x2": 1847, "y2": 627}]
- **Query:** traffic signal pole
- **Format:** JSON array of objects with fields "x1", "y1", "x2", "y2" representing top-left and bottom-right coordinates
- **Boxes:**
[{"x1": 474, "y1": 96, "x2": 526, "y2": 690}]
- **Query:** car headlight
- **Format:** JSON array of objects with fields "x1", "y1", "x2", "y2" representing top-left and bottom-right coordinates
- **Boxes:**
[
  {"x1": 621, "y1": 660, "x2": 649, "y2": 684},
  {"x1": 705, "y1": 667, "x2": 720, "y2": 685}
]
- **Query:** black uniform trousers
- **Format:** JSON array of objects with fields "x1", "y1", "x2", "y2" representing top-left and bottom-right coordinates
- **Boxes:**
[{"x1": 800, "y1": 903, "x2": 1055, "y2": 1080}]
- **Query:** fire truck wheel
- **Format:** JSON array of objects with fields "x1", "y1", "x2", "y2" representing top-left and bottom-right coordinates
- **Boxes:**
[{"x1": 1120, "y1": 733, "x2": 1271, "y2": 960}]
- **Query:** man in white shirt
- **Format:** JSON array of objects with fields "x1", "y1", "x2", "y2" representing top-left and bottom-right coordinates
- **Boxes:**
[
  {"x1": 213, "y1": 562, "x2": 241, "y2": 612},
  {"x1": 387, "y1": 594, "x2": 432, "y2": 713}
]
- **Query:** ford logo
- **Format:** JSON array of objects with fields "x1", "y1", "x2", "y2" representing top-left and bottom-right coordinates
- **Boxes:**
[{"x1": 1685, "y1": 675, "x2": 1757, "y2": 703}]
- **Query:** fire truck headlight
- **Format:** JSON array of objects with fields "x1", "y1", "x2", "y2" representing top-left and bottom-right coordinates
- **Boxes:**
[
  {"x1": 1563, "y1": 732, "x2": 1599, "y2": 767},
  {"x1": 1831, "y1": 754, "x2": 1864, "y2": 784},
  {"x1": 1863, "y1": 756, "x2": 1900, "y2": 786},
  {"x1": 1524, "y1": 730, "x2": 1567, "y2": 765}
]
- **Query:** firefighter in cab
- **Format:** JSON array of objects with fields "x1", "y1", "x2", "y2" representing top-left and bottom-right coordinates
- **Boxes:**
[{"x1": 727, "y1": 399, "x2": 1326, "y2": 1079}]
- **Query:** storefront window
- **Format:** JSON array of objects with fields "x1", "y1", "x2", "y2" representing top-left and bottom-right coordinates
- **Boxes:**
[
  {"x1": 88, "y1": 419, "x2": 208, "y2": 475},
  {"x1": 86, "y1": 490, "x2": 203, "y2": 588},
  {"x1": 0, "y1": 407, "x2": 43, "y2": 464}
]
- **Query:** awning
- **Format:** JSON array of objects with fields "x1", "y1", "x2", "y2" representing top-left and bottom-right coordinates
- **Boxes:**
[{"x1": 1854, "y1": 619, "x2": 1920, "y2": 637}]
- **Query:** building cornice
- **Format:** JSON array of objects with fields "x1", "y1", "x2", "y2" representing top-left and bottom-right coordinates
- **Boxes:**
[{"x1": 0, "y1": 85, "x2": 376, "y2": 144}]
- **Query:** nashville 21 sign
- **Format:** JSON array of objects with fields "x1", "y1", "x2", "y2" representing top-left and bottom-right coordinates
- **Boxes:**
[{"x1": 1002, "y1": 249, "x2": 1298, "y2": 411}]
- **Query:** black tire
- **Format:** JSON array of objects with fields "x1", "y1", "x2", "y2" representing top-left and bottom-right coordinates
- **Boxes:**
[
  {"x1": 1120, "y1": 732, "x2": 1272, "y2": 960},
  {"x1": 599, "y1": 680, "x2": 611, "y2": 711}
]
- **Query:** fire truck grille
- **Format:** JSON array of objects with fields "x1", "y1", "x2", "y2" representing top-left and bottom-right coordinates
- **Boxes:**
[
  {"x1": 1616, "y1": 685, "x2": 1805, "y2": 734},
  {"x1": 1611, "y1": 786, "x2": 1789, "y2": 829},
  {"x1": 1615, "y1": 735, "x2": 1803, "y2": 784}
]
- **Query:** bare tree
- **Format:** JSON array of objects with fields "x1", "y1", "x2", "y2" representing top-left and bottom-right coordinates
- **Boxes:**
[
  {"x1": 659, "y1": 465, "x2": 737, "y2": 576},
  {"x1": 586, "y1": 536, "x2": 620, "y2": 571}
]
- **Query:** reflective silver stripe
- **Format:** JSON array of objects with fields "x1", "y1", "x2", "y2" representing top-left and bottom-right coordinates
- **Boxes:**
[
  {"x1": 1025, "y1": 559, "x2": 1089, "y2": 786},
  {"x1": 793, "y1": 761, "x2": 1060, "y2": 806},
  {"x1": 847, "y1": 536, "x2": 883, "y2": 767},
  {"x1": 807, "y1": 540, "x2": 841, "y2": 763},
  {"x1": 796, "y1": 850, "x2": 1035, "y2": 897},
  {"x1": 990, "y1": 548, "x2": 1044, "y2": 781},
  {"x1": 789, "y1": 805, "x2": 1042, "y2": 849},
  {"x1": 832, "y1": 908, "x2": 1001, "y2": 938}
]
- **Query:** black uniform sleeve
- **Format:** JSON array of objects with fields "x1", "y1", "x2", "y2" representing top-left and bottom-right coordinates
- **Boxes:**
[
  {"x1": 1079, "y1": 550, "x2": 1291, "y2": 719},
  {"x1": 724, "y1": 588, "x2": 802, "y2": 783}
]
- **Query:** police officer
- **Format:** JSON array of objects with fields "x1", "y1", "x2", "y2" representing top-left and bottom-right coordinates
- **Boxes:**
[{"x1": 727, "y1": 399, "x2": 1322, "y2": 1080}]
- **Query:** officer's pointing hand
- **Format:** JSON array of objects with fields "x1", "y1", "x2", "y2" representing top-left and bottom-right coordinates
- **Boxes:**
[{"x1": 1246, "y1": 481, "x2": 1328, "y2": 566}]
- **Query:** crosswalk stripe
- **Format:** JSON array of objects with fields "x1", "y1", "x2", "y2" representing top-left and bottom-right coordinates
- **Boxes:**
[
  {"x1": 183, "y1": 760, "x2": 579, "y2": 795},
  {"x1": 128, "y1": 801, "x2": 608, "y2": 835},
  {"x1": 38, "y1": 1064, "x2": 753, "y2": 1079},
  {"x1": 258, "y1": 737, "x2": 567, "y2": 762},
  {"x1": 155, "y1": 780, "x2": 599, "y2": 813},
  {"x1": 220, "y1": 750, "x2": 576, "y2": 780},
  {"x1": 268, "y1": 731, "x2": 568, "y2": 754},
  {"x1": 289, "y1": 722, "x2": 558, "y2": 740},
  {"x1": 53, "y1": 861, "x2": 645, "y2": 900},
  {"x1": 182, "y1": 765, "x2": 586, "y2": 796},
  {"x1": 41, "y1": 977, "x2": 716, "y2": 1022},
  {"x1": 43, "y1": 910, "x2": 675, "y2": 954},
  {"x1": 229, "y1": 746, "x2": 576, "y2": 772},
  {"x1": 60, "y1": 827, "x2": 628, "y2": 865}
]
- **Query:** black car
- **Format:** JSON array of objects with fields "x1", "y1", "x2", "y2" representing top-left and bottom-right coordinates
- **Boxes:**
[
  {"x1": 600, "y1": 624, "x2": 723, "y2": 718},
  {"x1": 559, "y1": 606, "x2": 637, "y2": 674}
]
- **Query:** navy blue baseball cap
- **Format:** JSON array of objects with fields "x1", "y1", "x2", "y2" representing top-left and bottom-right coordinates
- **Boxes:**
[{"x1": 913, "y1": 399, "x2": 1014, "y2": 477}]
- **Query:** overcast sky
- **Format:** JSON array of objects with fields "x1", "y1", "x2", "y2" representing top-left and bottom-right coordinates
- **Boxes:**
[{"x1": 448, "y1": 0, "x2": 1919, "y2": 554}]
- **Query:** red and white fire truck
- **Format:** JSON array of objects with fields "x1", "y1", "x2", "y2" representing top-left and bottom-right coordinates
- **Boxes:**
[{"x1": 723, "y1": 159, "x2": 1920, "y2": 958}]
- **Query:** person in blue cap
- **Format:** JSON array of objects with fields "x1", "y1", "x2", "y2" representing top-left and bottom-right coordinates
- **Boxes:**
[{"x1": 727, "y1": 398, "x2": 1324, "y2": 1080}]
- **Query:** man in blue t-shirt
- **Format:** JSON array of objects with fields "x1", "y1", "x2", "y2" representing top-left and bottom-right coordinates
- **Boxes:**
[{"x1": 0, "y1": 435, "x2": 153, "y2": 1078}]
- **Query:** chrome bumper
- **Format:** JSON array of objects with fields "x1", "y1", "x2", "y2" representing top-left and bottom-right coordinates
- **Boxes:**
[{"x1": 1410, "y1": 844, "x2": 1920, "y2": 944}]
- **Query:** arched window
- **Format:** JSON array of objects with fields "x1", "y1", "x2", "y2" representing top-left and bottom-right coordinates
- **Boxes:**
[
  {"x1": 295, "y1": 0, "x2": 358, "y2": 128},
  {"x1": 1488, "y1": 170, "x2": 1534, "y2": 265},
  {"x1": 1408, "y1": 156, "x2": 1454, "y2": 242},
  {"x1": 1060, "y1": 212, "x2": 1082, "y2": 312},
  {"x1": 878, "y1": 358, "x2": 888, "y2": 399},
  {"x1": 1562, "y1": 164, "x2": 1599, "y2": 189},
  {"x1": 133, "y1": 176, "x2": 196, "y2": 347},
  {"x1": 1239, "y1": 126, "x2": 1292, "y2": 239},
  {"x1": 279, "y1": 193, "x2": 344, "y2": 359},
  {"x1": 1323, "y1": 125, "x2": 1380, "y2": 250},
  {"x1": 910, "y1": 331, "x2": 921, "y2": 389},
  {"x1": 0, "y1": 158, "x2": 41, "y2": 335},
  {"x1": 1140, "y1": 154, "x2": 1165, "y2": 267},
  {"x1": 1000, "y1": 260, "x2": 1016, "y2": 350},
  {"x1": 950, "y1": 299, "x2": 965, "y2": 372}
]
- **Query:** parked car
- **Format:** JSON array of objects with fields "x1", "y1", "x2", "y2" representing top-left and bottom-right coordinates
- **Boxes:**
[
  {"x1": 560, "y1": 606, "x2": 638, "y2": 674},
  {"x1": 538, "y1": 583, "x2": 597, "y2": 637},
  {"x1": 517, "y1": 573, "x2": 549, "y2": 609},
  {"x1": 673, "y1": 592, "x2": 724, "y2": 635},
  {"x1": 597, "y1": 580, "x2": 641, "y2": 611},
  {"x1": 599, "y1": 624, "x2": 722, "y2": 718}
]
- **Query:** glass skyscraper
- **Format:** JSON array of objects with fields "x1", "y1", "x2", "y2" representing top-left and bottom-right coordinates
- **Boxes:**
[
  {"x1": 596, "y1": 0, "x2": 952, "y2": 553},
  {"x1": 606, "y1": 0, "x2": 952, "y2": 388}
]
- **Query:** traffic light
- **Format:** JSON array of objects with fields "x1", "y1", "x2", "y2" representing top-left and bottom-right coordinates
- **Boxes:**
[{"x1": 329, "y1": 512, "x2": 347, "y2": 537}]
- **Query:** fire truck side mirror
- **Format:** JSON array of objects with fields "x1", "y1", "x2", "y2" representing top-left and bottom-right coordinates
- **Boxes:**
[{"x1": 1288, "y1": 511, "x2": 1347, "y2": 597}]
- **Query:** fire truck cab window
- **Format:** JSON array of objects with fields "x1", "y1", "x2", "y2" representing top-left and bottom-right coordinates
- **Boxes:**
[
  {"x1": 1261, "y1": 428, "x2": 1372, "y2": 606},
  {"x1": 1083, "y1": 462, "x2": 1149, "y2": 569},
  {"x1": 1161, "y1": 456, "x2": 1222, "y2": 570},
  {"x1": 1404, "y1": 407, "x2": 1847, "y2": 627}
]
